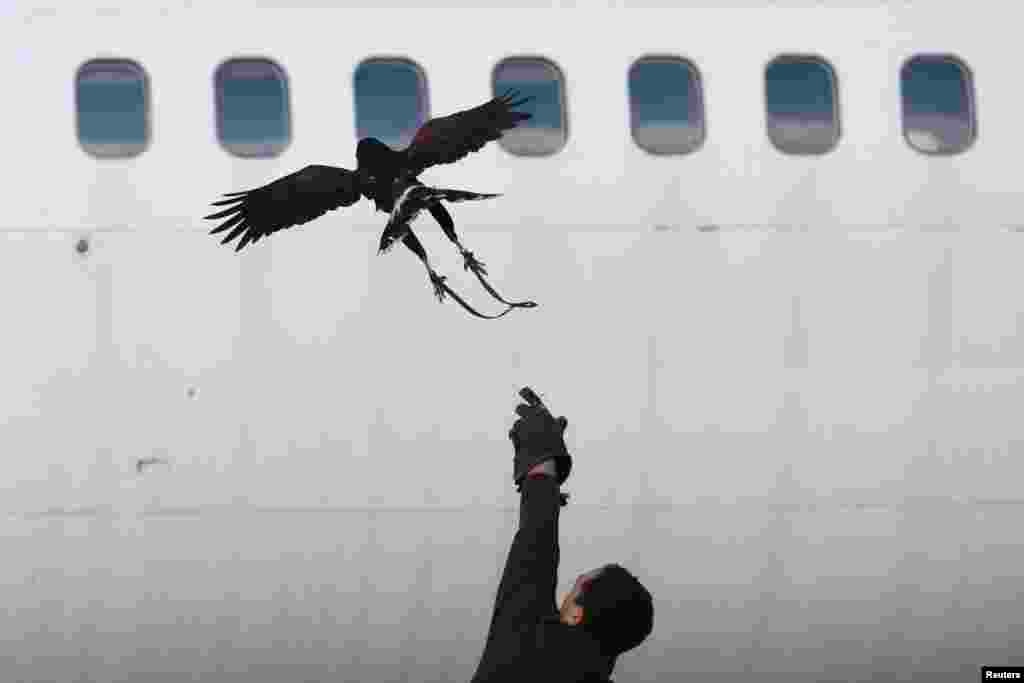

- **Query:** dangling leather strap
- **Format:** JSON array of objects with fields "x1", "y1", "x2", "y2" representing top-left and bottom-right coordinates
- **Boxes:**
[
  {"x1": 436, "y1": 277, "x2": 517, "y2": 319},
  {"x1": 466, "y1": 263, "x2": 538, "y2": 310}
]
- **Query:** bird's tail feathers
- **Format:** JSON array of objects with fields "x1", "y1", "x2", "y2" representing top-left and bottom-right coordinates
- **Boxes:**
[{"x1": 429, "y1": 188, "x2": 502, "y2": 204}]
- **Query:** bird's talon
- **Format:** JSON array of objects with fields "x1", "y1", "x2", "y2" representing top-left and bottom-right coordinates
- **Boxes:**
[
  {"x1": 429, "y1": 273, "x2": 447, "y2": 302},
  {"x1": 462, "y1": 251, "x2": 488, "y2": 276}
]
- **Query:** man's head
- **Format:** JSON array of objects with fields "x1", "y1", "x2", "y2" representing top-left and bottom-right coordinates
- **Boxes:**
[{"x1": 558, "y1": 563, "x2": 654, "y2": 657}]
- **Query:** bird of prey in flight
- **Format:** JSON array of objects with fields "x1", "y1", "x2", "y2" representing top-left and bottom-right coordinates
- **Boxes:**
[{"x1": 204, "y1": 90, "x2": 538, "y2": 318}]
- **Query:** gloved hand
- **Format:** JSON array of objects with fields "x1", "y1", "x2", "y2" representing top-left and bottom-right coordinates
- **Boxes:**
[{"x1": 508, "y1": 387, "x2": 572, "y2": 494}]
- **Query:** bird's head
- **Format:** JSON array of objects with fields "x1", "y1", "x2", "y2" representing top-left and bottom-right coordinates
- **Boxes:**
[{"x1": 356, "y1": 137, "x2": 392, "y2": 168}]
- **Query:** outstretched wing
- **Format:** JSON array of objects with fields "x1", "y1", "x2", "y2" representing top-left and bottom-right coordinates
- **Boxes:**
[
  {"x1": 401, "y1": 90, "x2": 533, "y2": 176},
  {"x1": 204, "y1": 165, "x2": 362, "y2": 252}
]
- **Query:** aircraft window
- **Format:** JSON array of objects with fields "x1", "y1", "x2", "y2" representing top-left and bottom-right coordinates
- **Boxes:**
[
  {"x1": 214, "y1": 58, "x2": 290, "y2": 157},
  {"x1": 764, "y1": 56, "x2": 839, "y2": 155},
  {"x1": 75, "y1": 59, "x2": 149, "y2": 158},
  {"x1": 628, "y1": 56, "x2": 705, "y2": 155},
  {"x1": 492, "y1": 57, "x2": 567, "y2": 156},
  {"x1": 900, "y1": 55, "x2": 975, "y2": 154},
  {"x1": 354, "y1": 58, "x2": 429, "y2": 150}
]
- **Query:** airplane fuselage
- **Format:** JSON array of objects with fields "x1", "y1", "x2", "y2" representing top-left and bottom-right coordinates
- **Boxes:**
[{"x1": 2, "y1": 3, "x2": 1022, "y2": 682}]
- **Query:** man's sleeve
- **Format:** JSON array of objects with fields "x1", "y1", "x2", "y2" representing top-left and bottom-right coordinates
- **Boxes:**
[{"x1": 482, "y1": 475, "x2": 562, "y2": 638}]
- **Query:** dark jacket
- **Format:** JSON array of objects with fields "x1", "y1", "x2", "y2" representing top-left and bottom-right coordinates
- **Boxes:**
[{"x1": 470, "y1": 476, "x2": 617, "y2": 682}]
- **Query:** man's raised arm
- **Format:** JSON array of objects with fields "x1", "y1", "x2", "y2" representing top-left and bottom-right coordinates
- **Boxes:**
[{"x1": 484, "y1": 389, "x2": 574, "y2": 633}]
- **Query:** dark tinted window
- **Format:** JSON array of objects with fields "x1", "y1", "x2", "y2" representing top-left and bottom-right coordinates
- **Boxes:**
[
  {"x1": 765, "y1": 56, "x2": 839, "y2": 155},
  {"x1": 215, "y1": 58, "x2": 290, "y2": 157},
  {"x1": 76, "y1": 59, "x2": 149, "y2": 158},
  {"x1": 628, "y1": 56, "x2": 704, "y2": 154},
  {"x1": 493, "y1": 57, "x2": 566, "y2": 156},
  {"x1": 900, "y1": 55, "x2": 975, "y2": 154},
  {"x1": 353, "y1": 58, "x2": 428, "y2": 149}
]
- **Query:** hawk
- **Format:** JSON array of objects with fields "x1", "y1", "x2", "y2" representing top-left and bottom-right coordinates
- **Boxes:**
[{"x1": 204, "y1": 91, "x2": 537, "y2": 317}]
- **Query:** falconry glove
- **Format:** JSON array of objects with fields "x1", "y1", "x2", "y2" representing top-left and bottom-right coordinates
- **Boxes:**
[{"x1": 508, "y1": 387, "x2": 572, "y2": 495}]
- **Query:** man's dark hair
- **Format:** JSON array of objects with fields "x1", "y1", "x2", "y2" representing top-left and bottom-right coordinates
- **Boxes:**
[{"x1": 576, "y1": 563, "x2": 653, "y2": 657}]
